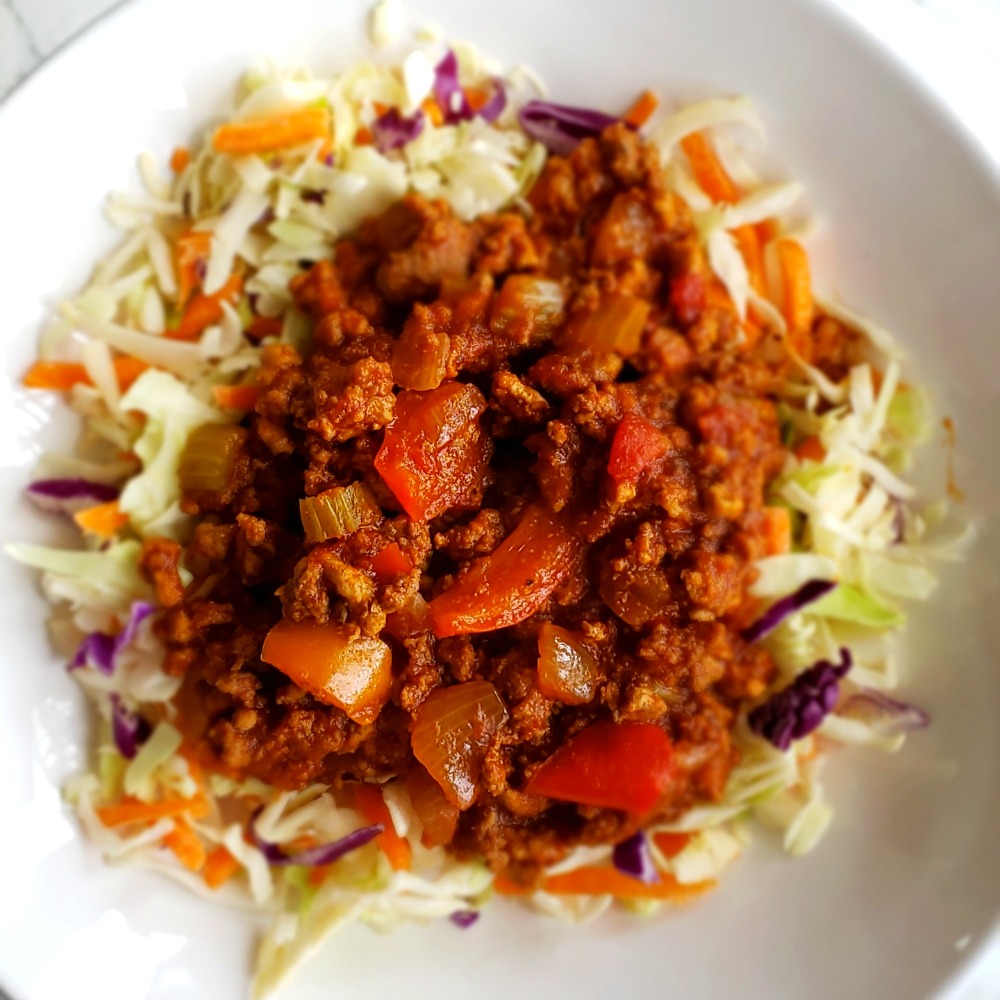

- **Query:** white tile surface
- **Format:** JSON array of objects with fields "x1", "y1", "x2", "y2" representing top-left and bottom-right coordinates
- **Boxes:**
[{"x1": 0, "y1": 0, "x2": 998, "y2": 998}]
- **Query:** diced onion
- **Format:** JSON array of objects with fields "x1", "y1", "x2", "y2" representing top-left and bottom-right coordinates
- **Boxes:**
[
  {"x1": 410, "y1": 680, "x2": 507, "y2": 809},
  {"x1": 537, "y1": 623, "x2": 599, "y2": 705}
]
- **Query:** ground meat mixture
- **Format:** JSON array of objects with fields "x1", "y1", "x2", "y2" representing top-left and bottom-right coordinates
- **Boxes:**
[{"x1": 144, "y1": 123, "x2": 826, "y2": 884}]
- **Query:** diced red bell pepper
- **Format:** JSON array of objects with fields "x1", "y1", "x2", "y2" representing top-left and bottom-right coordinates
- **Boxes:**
[
  {"x1": 524, "y1": 720, "x2": 675, "y2": 814},
  {"x1": 428, "y1": 503, "x2": 579, "y2": 638},
  {"x1": 369, "y1": 541, "x2": 413, "y2": 579},
  {"x1": 607, "y1": 413, "x2": 669, "y2": 486},
  {"x1": 374, "y1": 382, "x2": 491, "y2": 522},
  {"x1": 669, "y1": 272, "x2": 705, "y2": 327}
]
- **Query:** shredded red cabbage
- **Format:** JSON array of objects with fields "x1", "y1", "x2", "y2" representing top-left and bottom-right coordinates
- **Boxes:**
[
  {"x1": 26, "y1": 478, "x2": 119, "y2": 515},
  {"x1": 433, "y1": 50, "x2": 470, "y2": 123},
  {"x1": 612, "y1": 831, "x2": 660, "y2": 884},
  {"x1": 70, "y1": 601, "x2": 155, "y2": 676},
  {"x1": 836, "y1": 688, "x2": 929, "y2": 734},
  {"x1": 742, "y1": 579, "x2": 837, "y2": 644},
  {"x1": 748, "y1": 648, "x2": 853, "y2": 751},
  {"x1": 109, "y1": 693, "x2": 149, "y2": 759},
  {"x1": 250, "y1": 812, "x2": 383, "y2": 867},
  {"x1": 518, "y1": 100, "x2": 620, "y2": 157},
  {"x1": 431, "y1": 51, "x2": 506, "y2": 125},
  {"x1": 372, "y1": 107, "x2": 426, "y2": 152},
  {"x1": 449, "y1": 910, "x2": 480, "y2": 928},
  {"x1": 475, "y1": 80, "x2": 507, "y2": 125}
]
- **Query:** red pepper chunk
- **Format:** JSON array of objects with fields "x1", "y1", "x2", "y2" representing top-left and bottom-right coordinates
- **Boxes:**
[
  {"x1": 607, "y1": 413, "x2": 669, "y2": 486},
  {"x1": 375, "y1": 382, "x2": 491, "y2": 522},
  {"x1": 428, "y1": 504, "x2": 579, "y2": 638},
  {"x1": 524, "y1": 720, "x2": 675, "y2": 814},
  {"x1": 669, "y1": 273, "x2": 705, "y2": 327}
]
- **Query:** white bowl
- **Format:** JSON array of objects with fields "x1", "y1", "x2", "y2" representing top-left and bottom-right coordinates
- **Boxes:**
[{"x1": 1, "y1": 1, "x2": 999, "y2": 998}]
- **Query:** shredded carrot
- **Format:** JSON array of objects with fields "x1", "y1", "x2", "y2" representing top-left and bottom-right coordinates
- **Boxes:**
[
  {"x1": 496, "y1": 867, "x2": 714, "y2": 902},
  {"x1": 353, "y1": 784, "x2": 412, "y2": 872},
  {"x1": 623, "y1": 89, "x2": 659, "y2": 128},
  {"x1": 318, "y1": 137, "x2": 334, "y2": 163},
  {"x1": 373, "y1": 101, "x2": 390, "y2": 117},
  {"x1": 203, "y1": 845, "x2": 240, "y2": 888},
  {"x1": 756, "y1": 219, "x2": 779, "y2": 244},
  {"x1": 212, "y1": 107, "x2": 331, "y2": 155},
  {"x1": 794, "y1": 435, "x2": 826, "y2": 463},
  {"x1": 760, "y1": 506, "x2": 792, "y2": 556},
  {"x1": 776, "y1": 238, "x2": 814, "y2": 352},
  {"x1": 421, "y1": 97, "x2": 445, "y2": 127},
  {"x1": 246, "y1": 316, "x2": 284, "y2": 340},
  {"x1": 113, "y1": 356, "x2": 150, "y2": 391},
  {"x1": 24, "y1": 358, "x2": 149, "y2": 392},
  {"x1": 167, "y1": 274, "x2": 243, "y2": 342},
  {"x1": 170, "y1": 146, "x2": 192, "y2": 173},
  {"x1": 164, "y1": 819, "x2": 207, "y2": 872},
  {"x1": 212, "y1": 384, "x2": 261, "y2": 410},
  {"x1": 464, "y1": 87, "x2": 490, "y2": 114},
  {"x1": 733, "y1": 225, "x2": 766, "y2": 297},
  {"x1": 680, "y1": 131, "x2": 740, "y2": 204},
  {"x1": 96, "y1": 794, "x2": 208, "y2": 828},
  {"x1": 306, "y1": 865, "x2": 330, "y2": 887},
  {"x1": 175, "y1": 231, "x2": 213, "y2": 309},
  {"x1": 652, "y1": 832, "x2": 693, "y2": 859},
  {"x1": 23, "y1": 361, "x2": 89, "y2": 391},
  {"x1": 355, "y1": 127, "x2": 373, "y2": 147},
  {"x1": 73, "y1": 500, "x2": 128, "y2": 539},
  {"x1": 545, "y1": 867, "x2": 714, "y2": 901}
]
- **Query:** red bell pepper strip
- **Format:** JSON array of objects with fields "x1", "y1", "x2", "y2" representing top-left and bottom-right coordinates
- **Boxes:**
[
  {"x1": 524, "y1": 720, "x2": 675, "y2": 814},
  {"x1": 428, "y1": 503, "x2": 579, "y2": 638},
  {"x1": 374, "y1": 381, "x2": 491, "y2": 522}
]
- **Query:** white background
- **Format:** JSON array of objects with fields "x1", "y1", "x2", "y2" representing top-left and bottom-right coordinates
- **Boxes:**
[{"x1": 1, "y1": 0, "x2": 999, "y2": 997}]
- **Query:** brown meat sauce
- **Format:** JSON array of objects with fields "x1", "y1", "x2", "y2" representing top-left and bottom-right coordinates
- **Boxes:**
[{"x1": 144, "y1": 124, "x2": 831, "y2": 882}]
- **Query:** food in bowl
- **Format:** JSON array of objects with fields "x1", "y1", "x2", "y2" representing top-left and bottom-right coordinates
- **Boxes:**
[{"x1": 8, "y1": 4, "x2": 967, "y2": 995}]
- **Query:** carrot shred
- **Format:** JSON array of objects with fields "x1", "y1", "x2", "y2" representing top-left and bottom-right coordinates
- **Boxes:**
[
  {"x1": 733, "y1": 225, "x2": 766, "y2": 297},
  {"x1": 96, "y1": 794, "x2": 208, "y2": 828},
  {"x1": 164, "y1": 819, "x2": 207, "y2": 872},
  {"x1": 203, "y1": 846, "x2": 240, "y2": 888},
  {"x1": 170, "y1": 147, "x2": 192, "y2": 173},
  {"x1": 496, "y1": 867, "x2": 714, "y2": 902},
  {"x1": 373, "y1": 101, "x2": 390, "y2": 117},
  {"x1": 175, "y1": 231, "x2": 213, "y2": 309},
  {"x1": 355, "y1": 127, "x2": 373, "y2": 147},
  {"x1": 212, "y1": 384, "x2": 261, "y2": 410},
  {"x1": 352, "y1": 784, "x2": 412, "y2": 872},
  {"x1": 464, "y1": 87, "x2": 490, "y2": 113},
  {"x1": 421, "y1": 97, "x2": 445, "y2": 127},
  {"x1": 760, "y1": 506, "x2": 792, "y2": 556},
  {"x1": 212, "y1": 107, "x2": 331, "y2": 155},
  {"x1": 680, "y1": 131, "x2": 741, "y2": 204},
  {"x1": 776, "y1": 238, "x2": 814, "y2": 345},
  {"x1": 308, "y1": 865, "x2": 332, "y2": 887},
  {"x1": 794, "y1": 435, "x2": 826, "y2": 463},
  {"x1": 167, "y1": 274, "x2": 243, "y2": 341},
  {"x1": 113, "y1": 356, "x2": 150, "y2": 391},
  {"x1": 246, "y1": 316, "x2": 284, "y2": 340},
  {"x1": 73, "y1": 500, "x2": 128, "y2": 539},
  {"x1": 652, "y1": 832, "x2": 693, "y2": 859},
  {"x1": 22, "y1": 361, "x2": 89, "y2": 390},
  {"x1": 317, "y1": 137, "x2": 334, "y2": 162},
  {"x1": 623, "y1": 89, "x2": 659, "y2": 128},
  {"x1": 24, "y1": 358, "x2": 149, "y2": 392}
]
